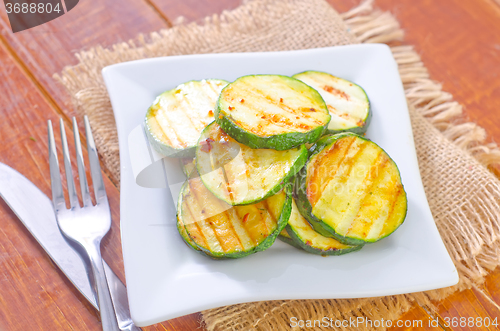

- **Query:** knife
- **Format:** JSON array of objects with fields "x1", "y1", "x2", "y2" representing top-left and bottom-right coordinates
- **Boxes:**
[{"x1": 0, "y1": 162, "x2": 140, "y2": 331}]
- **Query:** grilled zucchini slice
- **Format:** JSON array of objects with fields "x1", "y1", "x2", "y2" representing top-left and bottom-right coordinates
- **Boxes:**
[
  {"x1": 295, "y1": 133, "x2": 407, "y2": 245},
  {"x1": 215, "y1": 75, "x2": 331, "y2": 150},
  {"x1": 145, "y1": 79, "x2": 228, "y2": 157},
  {"x1": 196, "y1": 122, "x2": 307, "y2": 205},
  {"x1": 293, "y1": 71, "x2": 370, "y2": 134},
  {"x1": 283, "y1": 199, "x2": 362, "y2": 255},
  {"x1": 178, "y1": 177, "x2": 292, "y2": 259}
]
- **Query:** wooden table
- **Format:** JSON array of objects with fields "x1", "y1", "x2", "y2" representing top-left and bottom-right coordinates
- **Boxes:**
[{"x1": 1, "y1": 0, "x2": 499, "y2": 330}]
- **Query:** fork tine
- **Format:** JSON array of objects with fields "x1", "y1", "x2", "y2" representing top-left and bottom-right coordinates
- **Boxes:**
[
  {"x1": 48, "y1": 120, "x2": 66, "y2": 210},
  {"x1": 73, "y1": 117, "x2": 92, "y2": 207},
  {"x1": 60, "y1": 119, "x2": 79, "y2": 209},
  {"x1": 84, "y1": 116, "x2": 107, "y2": 203}
]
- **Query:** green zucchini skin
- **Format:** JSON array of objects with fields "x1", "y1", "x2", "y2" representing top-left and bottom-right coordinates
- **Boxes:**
[
  {"x1": 292, "y1": 71, "x2": 371, "y2": 135},
  {"x1": 178, "y1": 178, "x2": 292, "y2": 259},
  {"x1": 286, "y1": 223, "x2": 362, "y2": 255},
  {"x1": 145, "y1": 79, "x2": 228, "y2": 157},
  {"x1": 215, "y1": 74, "x2": 331, "y2": 150},
  {"x1": 295, "y1": 133, "x2": 407, "y2": 246},
  {"x1": 278, "y1": 228, "x2": 303, "y2": 250},
  {"x1": 196, "y1": 121, "x2": 308, "y2": 206},
  {"x1": 216, "y1": 115, "x2": 327, "y2": 151}
]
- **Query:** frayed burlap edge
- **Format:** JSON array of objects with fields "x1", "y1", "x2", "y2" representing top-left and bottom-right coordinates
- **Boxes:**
[{"x1": 53, "y1": 0, "x2": 500, "y2": 330}]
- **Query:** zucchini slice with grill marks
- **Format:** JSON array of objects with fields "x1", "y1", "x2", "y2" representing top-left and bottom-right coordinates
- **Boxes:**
[
  {"x1": 293, "y1": 71, "x2": 370, "y2": 135},
  {"x1": 215, "y1": 75, "x2": 331, "y2": 150},
  {"x1": 196, "y1": 121, "x2": 307, "y2": 205},
  {"x1": 283, "y1": 199, "x2": 362, "y2": 255},
  {"x1": 145, "y1": 79, "x2": 228, "y2": 157},
  {"x1": 178, "y1": 177, "x2": 292, "y2": 259},
  {"x1": 295, "y1": 133, "x2": 407, "y2": 245}
]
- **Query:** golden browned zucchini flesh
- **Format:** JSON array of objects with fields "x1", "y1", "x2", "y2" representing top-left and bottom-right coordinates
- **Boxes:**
[
  {"x1": 283, "y1": 199, "x2": 362, "y2": 255},
  {"x1": 295, "y1": 133, "x2": 407, "y2": 245},
  {"x1": 196, "y1": 121, "x2": 307, "y2": 205},
  {"x1": 177, "y1": 177, "x2": 292, "y2": 259},
  {"x1": 293, "y1": 71, "x2": 371, "y2": 135},
  {"x1": 215, "y1": 75, "x2": 331, "y2": 150}
]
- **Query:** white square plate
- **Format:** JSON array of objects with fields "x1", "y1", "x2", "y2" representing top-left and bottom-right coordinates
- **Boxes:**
[{"x1": 102, "y1": 44, "x2": 458, "y2": 327}]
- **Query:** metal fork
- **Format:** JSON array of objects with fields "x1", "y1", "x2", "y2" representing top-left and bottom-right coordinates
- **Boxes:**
[{"x1": 48, "y1": 116, "x2": 120, "y2": 331}]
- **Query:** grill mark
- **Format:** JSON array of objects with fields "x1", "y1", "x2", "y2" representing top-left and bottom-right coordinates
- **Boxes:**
[
  {"x1": 380, "y1": 183, "x2": 404, "y2": 237},
  {"x1": 307, "y1": 137, "x2": 356, "y2": 207},
  {"x1": 187, "y1": 179, "x2": 227, "y2": 252},
  {"x1": 227, "y1": 86, "x2": 327, "y2": 129},
  {"x1": 191, "y1": 181, "x2": 243, "y2": 253},
  {"x1": 250, "y1": 88, "x2": 327, "y2": 126},
  {"x1": 204, "y1": 80, "x2": 222, "y2": 99},
  {"x1": 311, "y1": 141, "x2": 370, "y2": 227},
  {"x1": 224, "y1": 207, "x2": 254, "y2": 250},
  {"x1": 262, "y1": 199, "x2": 276, "y2": 223},
  {"x1": 324, "y1": 145, "x2": 381, "y2": 236},
  {"x1": 156, "y1": 102, "x2": 189, "y2": 148},
  {"x1": 262, "y1": 200, "x2": 279, "y2": 233},
  {"x1": 221, "y1": 208, "x2": 245, "y2": 252},
  {"x1": 254, "y1": 203, "x2": 271, "y2": 236},
  {"x1": 235, "y1": 208, "x2": 259, "y2": 245},
  {"x1": 148, "y1": 114, "x2": 174, "y2": 146},
  {"x1": 200, "y1": 81, "x2": 221, "y2": 120},
  {"x1": 239, "y1": 144, "x2": 253, "y2": 193},
  {"x1": 237, "y1": 209, "x2": 258, "y2": 245},
  {"x1": 185, "y1": 202, "x2": 209, "y2": 249},
  {"x1": 183, "y1": 190, "x2": 220, "y2": 252},
  {"x1": 344, "y1": 156, "x2": 389, "y2": 237},
  {"x1": 303, "y1": 75, "x2": 361, "y2": 123},
  {"x1": 154, "y1": 81, "x2": 225, "y2": 150},
  {"x1": 323, "y1": 85, "x2": 350, "y2": 101},
  {"x1": 327, "y1": 105, "x2": 357, "y2": 122},
  {"x1": 363, "y1": 178, "x2": 399, "y2": 240},
  {"x1": 176, "y1": 92, "x2": 204, "y2": 132}
]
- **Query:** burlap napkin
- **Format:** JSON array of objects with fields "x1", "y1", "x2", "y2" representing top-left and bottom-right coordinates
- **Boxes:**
[{"x1": 55, "y1": 0, "x2": 500, "y2": 329}]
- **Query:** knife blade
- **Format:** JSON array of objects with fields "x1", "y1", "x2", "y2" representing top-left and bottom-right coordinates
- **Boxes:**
[{"x1": 0, "y1": 162, "x2": 140, "y2": 331}]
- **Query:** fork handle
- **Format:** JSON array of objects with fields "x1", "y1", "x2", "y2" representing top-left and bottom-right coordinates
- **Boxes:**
[{"x1": 87, "y1": 240, "x2": 121, "y2": 331}]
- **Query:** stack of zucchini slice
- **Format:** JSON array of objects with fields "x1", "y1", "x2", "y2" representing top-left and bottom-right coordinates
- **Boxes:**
[{"x1": 145, "y1": 72, "x2": 407, "y2": 259}]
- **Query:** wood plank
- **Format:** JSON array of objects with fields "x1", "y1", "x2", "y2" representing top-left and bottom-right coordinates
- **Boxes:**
[
  {"x1": 0, "y1": 1, "x2": 204, "y2": 329},
  {"x1": 436, "y1": 288, "x2": 500, "y2": 331},
  {"x1": 0, "y1": 0, "x2": 169, "y2": 121},
  {"x1": 148, "y1": 0, "x2": 243, "y2": 24},
  {"x1": 0, "y1": 39, "x2": 111, "y2": 331},
  {"x1": 0, "y1": 33, "x2": 203, "y2": 331},
  {"x1": 374, "y1": 0, "x2": 500, "y2": 145},
  {"x1": 484, "y1": 266, "x2": 500, "y2": 306},
  {"x1": 388, "y1": 304, "x2": 443, "y2": 330}
]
